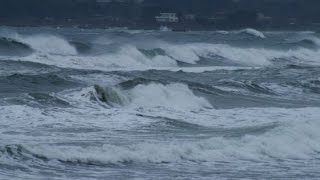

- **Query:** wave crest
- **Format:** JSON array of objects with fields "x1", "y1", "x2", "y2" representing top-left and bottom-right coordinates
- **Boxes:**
[{"x1": 238, "y1": 28, "x2": 266, "y2": 38}]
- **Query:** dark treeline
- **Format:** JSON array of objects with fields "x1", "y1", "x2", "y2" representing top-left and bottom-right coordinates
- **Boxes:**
[{"x1": 0, "y1": 0, "x2": 320, "y2": 29}]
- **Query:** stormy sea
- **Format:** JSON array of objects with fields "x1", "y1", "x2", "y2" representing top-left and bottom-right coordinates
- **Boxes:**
[{"x1": 0, "y1": 27, "x2": 320, "y2": 179}]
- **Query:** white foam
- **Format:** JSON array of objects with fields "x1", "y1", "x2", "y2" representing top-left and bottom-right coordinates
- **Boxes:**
[
  {"x1": 2, "y1": 100, "x2": 320, "y2": 163},
  {"x1": 127, "y1": 83, "x2": 212, "y2": 110},
  {"x1": 19, "y1": 107, "x2": 320, "y2": 164}
]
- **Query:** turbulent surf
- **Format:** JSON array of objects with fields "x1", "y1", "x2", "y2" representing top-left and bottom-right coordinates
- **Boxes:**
[{"x1": 0, "y1": 27, "x2": 320, "y2": 179}]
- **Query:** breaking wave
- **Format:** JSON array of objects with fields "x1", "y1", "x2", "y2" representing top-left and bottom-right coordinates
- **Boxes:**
[
  {"x1": 3, "y1": 42, "x2": 320, "y2": 70},
  {"x1": 19, "y1": 35, "x2": 78, "y2": 56},
  {"x1": 1, "y1": 30, "x2": 320, "y2": 71},
  {"x1": 16, "y1": 45, "x2": 178, "y2": 70},
  {"x1": 0, "y1": 30, "x2": 77, "y2": 56},
  {"x1": 89, "y1": 83, "x2": 212, "y2": 110}
]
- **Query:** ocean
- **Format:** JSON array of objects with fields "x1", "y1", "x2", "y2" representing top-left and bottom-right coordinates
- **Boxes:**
[{"x1": 0, "y1": 27, "x2": 320, "y2": 179}]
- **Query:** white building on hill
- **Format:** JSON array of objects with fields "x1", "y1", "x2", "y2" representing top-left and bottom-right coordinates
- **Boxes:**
[{"x1": 155, "y1": 13, "x2": 179, "y2": 23}]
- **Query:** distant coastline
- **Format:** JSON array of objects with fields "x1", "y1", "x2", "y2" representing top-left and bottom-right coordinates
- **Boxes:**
[{"x1": 1, "y1": 17, "x2": 320, "y2": 32}]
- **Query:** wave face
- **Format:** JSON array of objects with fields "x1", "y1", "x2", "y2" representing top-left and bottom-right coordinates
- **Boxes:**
[
  {"x1": 1, "y1": 27, "x2": 320, "y2": 180},
  {"x1": 0, "y1": 37, "x2": 33, "y2": 56}
]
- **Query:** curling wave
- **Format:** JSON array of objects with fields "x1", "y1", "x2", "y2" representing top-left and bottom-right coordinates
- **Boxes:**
[{"x1": 59, "y1": 82, "x2": 212, "y2": 111}]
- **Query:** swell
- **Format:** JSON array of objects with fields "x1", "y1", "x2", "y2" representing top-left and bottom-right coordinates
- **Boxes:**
[
  {"x1": 137, "y1": 113, "x2": 278, "y2": 137},
  {"x1": 213, "y1": 80, "x2": 276, "y2": 95},
  {"x1": 0, "y1": 73, "x2": 80, "y2": 95}
]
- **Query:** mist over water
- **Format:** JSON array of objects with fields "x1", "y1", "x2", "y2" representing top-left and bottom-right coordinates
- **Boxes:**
[{"x1": 1, "y1": 27, "x2": 320, "y2": 179}]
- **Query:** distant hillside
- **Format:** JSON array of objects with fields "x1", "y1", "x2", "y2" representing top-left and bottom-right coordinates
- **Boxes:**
[{"x1": 0, "y1": 0, "x2": 319, "y2": 29}]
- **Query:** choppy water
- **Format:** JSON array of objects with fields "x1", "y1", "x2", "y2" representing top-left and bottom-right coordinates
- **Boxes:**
[{"x1": 0, "y1": 27, "x2": 320, "y2": 179}]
